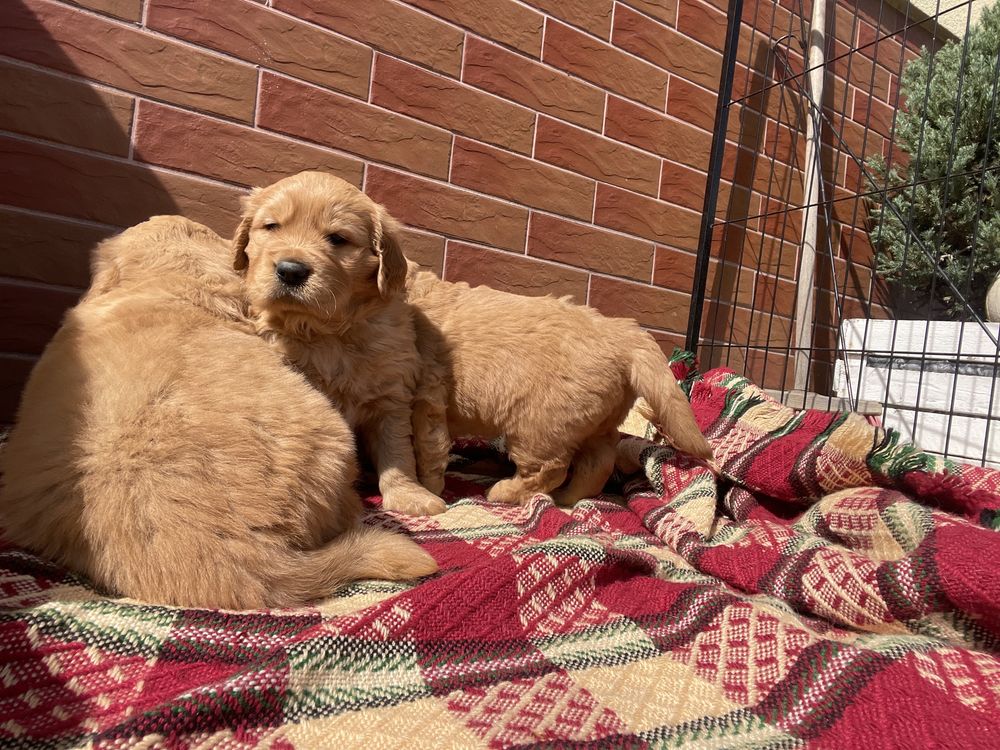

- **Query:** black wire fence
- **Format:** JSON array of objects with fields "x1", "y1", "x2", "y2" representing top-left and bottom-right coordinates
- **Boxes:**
[{"x1": 687, "y1": 0, "x2": 1000, "y2": 467}]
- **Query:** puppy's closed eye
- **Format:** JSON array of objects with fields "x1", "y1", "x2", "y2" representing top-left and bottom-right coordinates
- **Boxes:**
[
  {"x1": 263, "y1": 222, "x2": 280, "y2": 231},
  {"x1": 326, "y1": 233, "x2": 348, "y2": 247}
]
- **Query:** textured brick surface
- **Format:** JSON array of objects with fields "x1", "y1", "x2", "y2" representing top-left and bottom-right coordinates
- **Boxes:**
[
  {"x1": 406, "y1": 0, "x2": 543, "y2": 57},
  {"x1": 445, "y1": 241, "x2": 588, "y2": 302},
  {"x1": 0, "y1": 61, "x2": 133, "y2": 156},
  {"x1": 604, "y1": 96, "x2": 712, "y2": 170},
  {"x1": 0, "y1": 208, "x2": 108, "y2": 289},
  {"x1": 275, "y1": 0, "x2": 464, "y2": 77},
  {"x1": 527, "y1": 213, "x2": 654, "y2": 280},
  {"x1": 372, "y1": 55, "x2": 535, "y2": 154},
  {"x1": 366, "y1": 166, "x2": 528, "y2": 252},
  {"x1": 543, "y1": 19, "x2": 668, "y2": 109},
  {"x1": 0, "y1": 0, "x2": 904, "y2": 419},
  {"x1": 524, "y1": 0, "x2": 612, "y2": 38},
  {"x1": 534, "y1": 116, "x2": 660, "y2": 197},
  {"x1": 612, "y1": 5, "x2": 722, "y2": 90},
  {"x1": 1, "y1": 0, "x2": 257, "y2": 121},
  {"x1": 451, "y1": 138, "x2": 595, "y2": 222},
  {"x1": 134, "y1": 101, "x2": 364, "y2": 188},
  {"x1": 258, "y1": 73, "x2": 451, "y2": 179},
  {"x1": 146, "y1": 0, "x2": 371, "y2": 98},
  {"x1": 462, "y1": 37, "x2": 605, "y2": 131},
  {"x1": 594, "y1": 185, "x2": 701, "y2": 250}
]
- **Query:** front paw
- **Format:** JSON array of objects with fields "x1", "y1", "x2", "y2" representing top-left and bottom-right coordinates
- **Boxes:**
[{"x1": 383, "y1": 488, "x2": 447, "y2": 516}]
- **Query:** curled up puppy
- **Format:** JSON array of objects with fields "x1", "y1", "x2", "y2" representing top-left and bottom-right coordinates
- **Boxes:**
[
  {"x1": 0, "y1": 216, "x2": 436, "y2": 609},
  {"x1": 407, "y1": 266, "x2": 715, "y2": 506},
  {"x1": 233, "y1": 171, "x2": 446, "y2": 516}
]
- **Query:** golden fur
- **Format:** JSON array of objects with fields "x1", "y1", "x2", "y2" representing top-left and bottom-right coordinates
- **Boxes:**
[
  {"x1": 233, "y1": 172, "x2": 446, "y2": 516},
  {"x1": 406, "y1": 267, "x2": 715, "y2": 506},
  {"x1": 0, "y1": 216, "x2": 436, "y2": 609}
]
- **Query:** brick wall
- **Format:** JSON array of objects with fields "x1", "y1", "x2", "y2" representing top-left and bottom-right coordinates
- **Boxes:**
[{"x1": 0, "y1": 0, "x2": 934, "y2": 423}]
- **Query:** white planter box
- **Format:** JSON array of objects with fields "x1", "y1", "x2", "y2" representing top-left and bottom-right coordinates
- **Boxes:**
[{"x1": 834, "y1": 319, "x2": 1000, "y2": 467}]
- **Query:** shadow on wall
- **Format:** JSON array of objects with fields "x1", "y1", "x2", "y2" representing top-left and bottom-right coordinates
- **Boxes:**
[{"x1": 0, "y1": 0, "x2": 189, "y2": 425}]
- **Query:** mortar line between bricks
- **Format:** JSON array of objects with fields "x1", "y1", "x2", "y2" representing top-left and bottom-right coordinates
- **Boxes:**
[
  {"x1": 0, "y1": 131, "x2": 251, "y2": 192},
  {"x1": 440, "y1": 239, "x2": 450, "y2": 280},
  {"x1": 0, "y1": 55, "x2": 259, "y2": 131},
  {"x1": 115, "y1": 98, "x2": 368, "y2": 179},
  {"x1": 127, "y1": 98, "x2": 140, "y2": 161},
  {"x1": 585, "y1": 272, "x2": 593, "y2": 305},
  {"x1": 0, "y1": 204, "x2": 122, "y2": 232},
  {"x1": 58, "y1": 3, "x2": 272, "y2": 71},
  {"x1": 441, "y1": 235, "x2": 670, "y2": 288},
  {"x1": 253, "y1": 68, "x2": 263, "y2": 128}
]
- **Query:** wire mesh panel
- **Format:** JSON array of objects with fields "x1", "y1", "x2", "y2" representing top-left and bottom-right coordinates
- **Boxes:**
[{"x1": 688, "y1": 0, "x2": 1000, "y2": 466}]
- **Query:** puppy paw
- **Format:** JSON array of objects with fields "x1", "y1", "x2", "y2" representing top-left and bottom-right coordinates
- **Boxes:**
[
  {"x1": 418, "y1": 471, "x2": 446, "y2": 496},
  {"x1": 485, "y1": 479, "x2": 530, "y2": 505},
  {"x1": 383, "y1": 489, "x2": 447, "y2": 516}
]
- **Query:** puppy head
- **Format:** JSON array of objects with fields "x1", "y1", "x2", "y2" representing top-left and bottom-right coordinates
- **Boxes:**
[{"x1": 233, "y1": 172, "x2": 406, "y2": 330}]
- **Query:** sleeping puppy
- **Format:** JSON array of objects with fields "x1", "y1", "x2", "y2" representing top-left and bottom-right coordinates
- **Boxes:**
[
  {"x1": 0, "y1": 216, "x2": 436, "y2": 609},
  {"x1": 233, "y1": 171, "x2": 446, "y2": 516},
  {"x1": 406, "y1": 267, "x2": 715, "y2": 506}
]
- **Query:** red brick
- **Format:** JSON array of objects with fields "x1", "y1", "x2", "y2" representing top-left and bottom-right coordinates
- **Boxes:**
[
  {"x1": 666, "y1": 77, "x2": 717, "y2": 133},
  {"x1": 649, "y1": 330, "x2": 688, "y2": 359},
  {"x1": 527, "y1": 213, "x2": 654, "y2": 280},
  {"x1": 611, "y1": 5, "x2": 722, "y2": 90},
  {"x1": 654, "y1": 249, "x2": 756, "y2": 307},
  {"x1": 444, "y1": 241, "x2": 588, "y2": 302},
  {"x1": 588, "y1": 275, "x2": 688, "y2": 332},
  {"x1": 618, "y1": 0, "x2": 678, "y2": 25},
  {"x1": 604, "y1": 97, "x2": 712, "y2": 170},
  {"x1": 0, "y1": 135, "x2": 243, "y2": 236},
  {"x1": 401, "y1": 229, "x2": 445, "y2": 275},
  {"x1": 66, "y1": 0, "x2": 141, "y2": 20},
  {"x1": 523, "y1": 0, "x2": 613, "y2": 38},
  {"x1": 676, "y1": 0, "x2": 726, "y2": 50},
  {"x1": 258, "y1": 72, "x2": 451, "y2": 180},
  {"x1": 0, "y1": 281, "x2": 81, "y2": 355},
  {"x1": 146, "y1": 0, "x2": 371, "y2": 98},
  {"x1": 451, "y1": 138, "x2": 595, "y2": 222},
  {"x1": 852, "y1": 91, "x2": 896, "y2": 139},
  {"x1": 659, "y1": 160, "x2": 706, "y2": 210},
  {"x1": 754, "y1": 273, "x2": 796, "y2": 317},
  {"x1": 0, "y1": 208, "x2": 109, "y2": 288},
  {"x1": 274, "y1": 0, "x2": 464, "y2": 77},
  {"x1": 372, "y1": 55, "x2": 535, "y2": 155},
  {"x1": 1, "y1": 354, "x2": 35, "y2": 426},
  {"x1": 831, "y1": 38, "x2": 893, "y2": 103},
  {"x1": 0, "y1": 61, "x2": 133, "y2": 157},
  {"x1": 366, "y1": 166, "x2": 528, "y2": 252},
  {"x1": 406, "y1": 0, "x2": 543, "y2": 57},
  {"x1": 133, "y1": 101, "x2": 364, "y2": 189},
  {"x1": 462, "y1": 37, "x2": 605, "y2": 131},
  {"x1": 594, "y1": 184, "x2": 701, "y2": 250},
  {"x1": 543, "y1": 19, "x2": 668, "y2": 109},
  {"x1": 534, "y1": 116, "x2": 661, "y2": 196},
  {"x1": 839, "y1": 227, "x2": 876, "y2": 266},
  {"x1": 0, "y1": 0, "x2": 257, "y2": 122}
]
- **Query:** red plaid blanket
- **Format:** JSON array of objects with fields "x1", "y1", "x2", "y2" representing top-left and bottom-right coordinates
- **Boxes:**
[{"x1": 2, "y1": 354, "x2": 999, "y2": 748}]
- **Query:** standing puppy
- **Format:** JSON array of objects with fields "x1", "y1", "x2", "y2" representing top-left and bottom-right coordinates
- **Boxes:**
[
  {"x1": 407, "y1": 267, "x2": 715, "y2": 506},
  {"x1": 0, "y1": 216, "x2": 436, "y2": 609},
  {"x1": 233, "y1": 172, "x2": 445, "y2": 516}
]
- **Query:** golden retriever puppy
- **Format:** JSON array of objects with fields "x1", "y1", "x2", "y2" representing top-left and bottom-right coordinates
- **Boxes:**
[
  {"x1": 0, "y1": 216, "x2": 436, "y2": 609},
  {"x1": 406, "y1": 267, "x2": 715, "y2": 506},
  {"x1": 233, "y1": 171, "x2": 446, "y2": 516}
]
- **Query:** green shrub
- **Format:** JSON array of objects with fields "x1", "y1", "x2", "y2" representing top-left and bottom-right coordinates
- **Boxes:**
[{"x1": 866, "y1": 4, "x2": 1000, "y2": 318}]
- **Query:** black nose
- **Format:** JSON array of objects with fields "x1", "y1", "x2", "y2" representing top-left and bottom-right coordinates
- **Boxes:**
[{"x1": 275, "y1": 260, "x2": 312, "y2": 287}]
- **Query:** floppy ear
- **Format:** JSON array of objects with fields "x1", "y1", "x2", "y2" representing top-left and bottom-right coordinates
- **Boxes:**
[
  {"x1": 232, "y1": 189, "x2": 261, "y2": 272},
  {"x1": 372, "y1": 205, "x2": 407, "y2": 297}
]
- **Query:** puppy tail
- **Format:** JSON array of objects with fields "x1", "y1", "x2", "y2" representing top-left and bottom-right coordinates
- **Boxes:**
[
  {"x1": 628, "y1": 338, "x2": 714, "y2": 462},
  {"x1": 272, "y1": 526, "x2": 438, "y2": 605}
]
